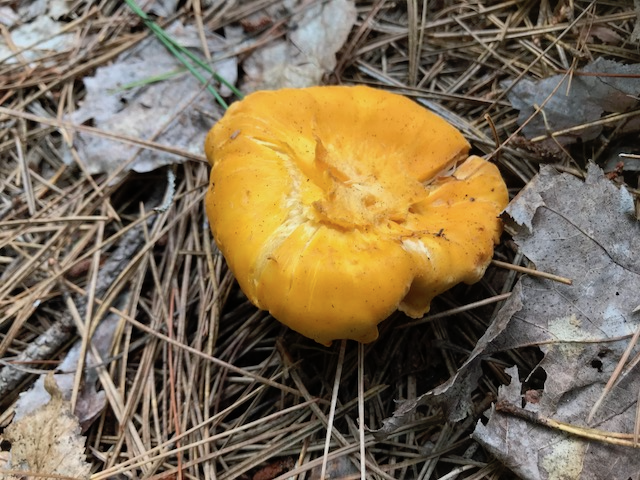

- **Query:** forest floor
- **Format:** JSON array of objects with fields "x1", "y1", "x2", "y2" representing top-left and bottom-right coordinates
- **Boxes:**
[{"x1": 1, "y1": 1, "x2": 640, "y2": 479}]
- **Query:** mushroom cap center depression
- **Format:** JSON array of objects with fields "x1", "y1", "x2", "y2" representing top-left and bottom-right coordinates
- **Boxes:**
[{"x1": 285, "y1": 135, "x2": 428, "y2": 232}]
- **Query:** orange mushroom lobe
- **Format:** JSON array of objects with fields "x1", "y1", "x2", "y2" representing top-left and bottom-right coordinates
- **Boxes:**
[{"x1": 204, "y1": 86, "x2": 508, "y2": 346}]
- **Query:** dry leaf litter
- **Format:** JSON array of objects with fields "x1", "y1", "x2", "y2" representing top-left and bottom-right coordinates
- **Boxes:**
[{"x1": 1, "y1": 1, "x2": 640, "y2": 479}]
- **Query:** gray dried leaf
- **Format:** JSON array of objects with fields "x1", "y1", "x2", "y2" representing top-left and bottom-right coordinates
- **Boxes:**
[
  {"x1": 147, "y1": 0, "x2": 179, "y2": 17},
  {"x1": 376, "y1": 164, "x2": 640, "y2": 444},
  {"x1": 473, "y1": 164, "x2": 640, "y2": 479},
  {"x1": 0, "y1": 6, "x2": 19, "y2": 27},
  {"x1": 69, "y1": 22, "x2": 237, "y2": 175},
  {"x1": 373, "y1": 288, "x2": 523, "y2": 438},
  {"x1": 242, "y1": 0, "x2": 356, "y2": 91},
  {"x1": 506, "y1": 58, "x2": 640, "y2": 149},
  {"x1": 0, "y1": 16, "x2": 74, "y2": 64},
  {"x1": 475, "y1": 363, "x2": 640, "y2": 480},
  {"x1": 17, "y1": 0, "x2": 71, "y2": 21},
  {"x1": 309, "y1": 457, "x2": 358, "y2": 480}
]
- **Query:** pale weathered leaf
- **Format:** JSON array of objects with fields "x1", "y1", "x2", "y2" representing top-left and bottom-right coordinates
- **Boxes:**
[
  {"x1": 475, "y1": 366, "x2": 592, "y2": 480},
  {"x1": 0, "y1": 16, "x2": 74, "y2": 64},
  {"x1": 473, "y1": 164, "x2": 640, "y2": 479},
  {"x1": 376, "y1": 164, "x2": 640, "y2": 442},
  {"x1": 5, "y1": 374, "x2": 91, "y2": 479},
  {"x1": 309, "y1": 457, "x2": 358, "y2": 480},
  {"x1": 68, "y1": 22, "x2": 236, "y2": 175},
  {"x1": 147, "y1": 0, "x2": 179, "y2": 17},
  {"x1": 373, "y1": 291, "x2": 523, "y2": 438},
  {"x1": 16, "y1": 0, "x2": 72, "y2": 22},
  {"x1": 242, "y1": 0, "x2": 356, "y2": 91},
  {"x1": 506, "y1": 58, "x2": 640, "y2": 150}
]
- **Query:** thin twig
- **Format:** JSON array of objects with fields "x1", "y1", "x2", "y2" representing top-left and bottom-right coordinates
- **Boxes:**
[
  {"x1": 321, "y1": 339, "x2": 348, "y2": 480},
  {"x1": 492, "y1": 259, "x2": 573, "y2": 285},
  {"x1": 497, "y1": 400, "x2": 640, "y2": 448}
]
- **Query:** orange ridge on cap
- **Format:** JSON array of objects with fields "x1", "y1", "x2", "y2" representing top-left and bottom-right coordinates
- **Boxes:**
[{"x1": 204, "y1": 85, "x2": 508, "y2": 346}]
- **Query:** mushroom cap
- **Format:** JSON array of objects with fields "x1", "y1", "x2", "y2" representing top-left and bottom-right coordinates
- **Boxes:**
[{"x1": 204, "y1": 85, "x2": 508, "y2": 346}]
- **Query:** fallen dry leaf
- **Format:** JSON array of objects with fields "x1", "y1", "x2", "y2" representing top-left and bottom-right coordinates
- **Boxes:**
[
  {"x1": 147, "y1": 0, "x2": 180, "y2": 17},
  {"x1": 242, "y1": 0, "x2": 356, "y2": 91},
  {"x1": 475, "y1": 365, "x2": 640, "y2": 480},
  {"x1": 506, "y1": 58, "x2": 640, "y2": 151},
  {"x1": 68, "y1": 21, "x2": 236, "y2": 175},
  {"x1": 0, "y1": 15, "x2": 74, "y2": 64},
  {"x1": 473, "y1": 164, "x2": 640, "y2": 479},
  {"x1": 10, "y1": 0, "x2": 71, "y2": 23},
  {"x1": 372, "y1": 293, "x2": 519, "y2": 438},
  {"x1": 4, "y1": 373, "x2": 91, "y2": 480},
  {"x1": 376, "y1": 163, "x2": 640, "y2": 456}
]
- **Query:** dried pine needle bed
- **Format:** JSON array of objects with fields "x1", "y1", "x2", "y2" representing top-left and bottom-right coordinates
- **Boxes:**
[{"x1": 1, "y1": 1, "x2": 639, "y2": 479}]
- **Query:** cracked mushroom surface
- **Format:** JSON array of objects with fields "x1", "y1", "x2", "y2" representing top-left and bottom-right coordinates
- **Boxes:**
[{"x1": 204, "y1": 86, "x2": 508, "y2": 346}]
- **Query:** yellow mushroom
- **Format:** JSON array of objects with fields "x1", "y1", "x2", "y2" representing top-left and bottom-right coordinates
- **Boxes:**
[{"x1": 204, "y1": 85, "x2": 508, "y2": 346}]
